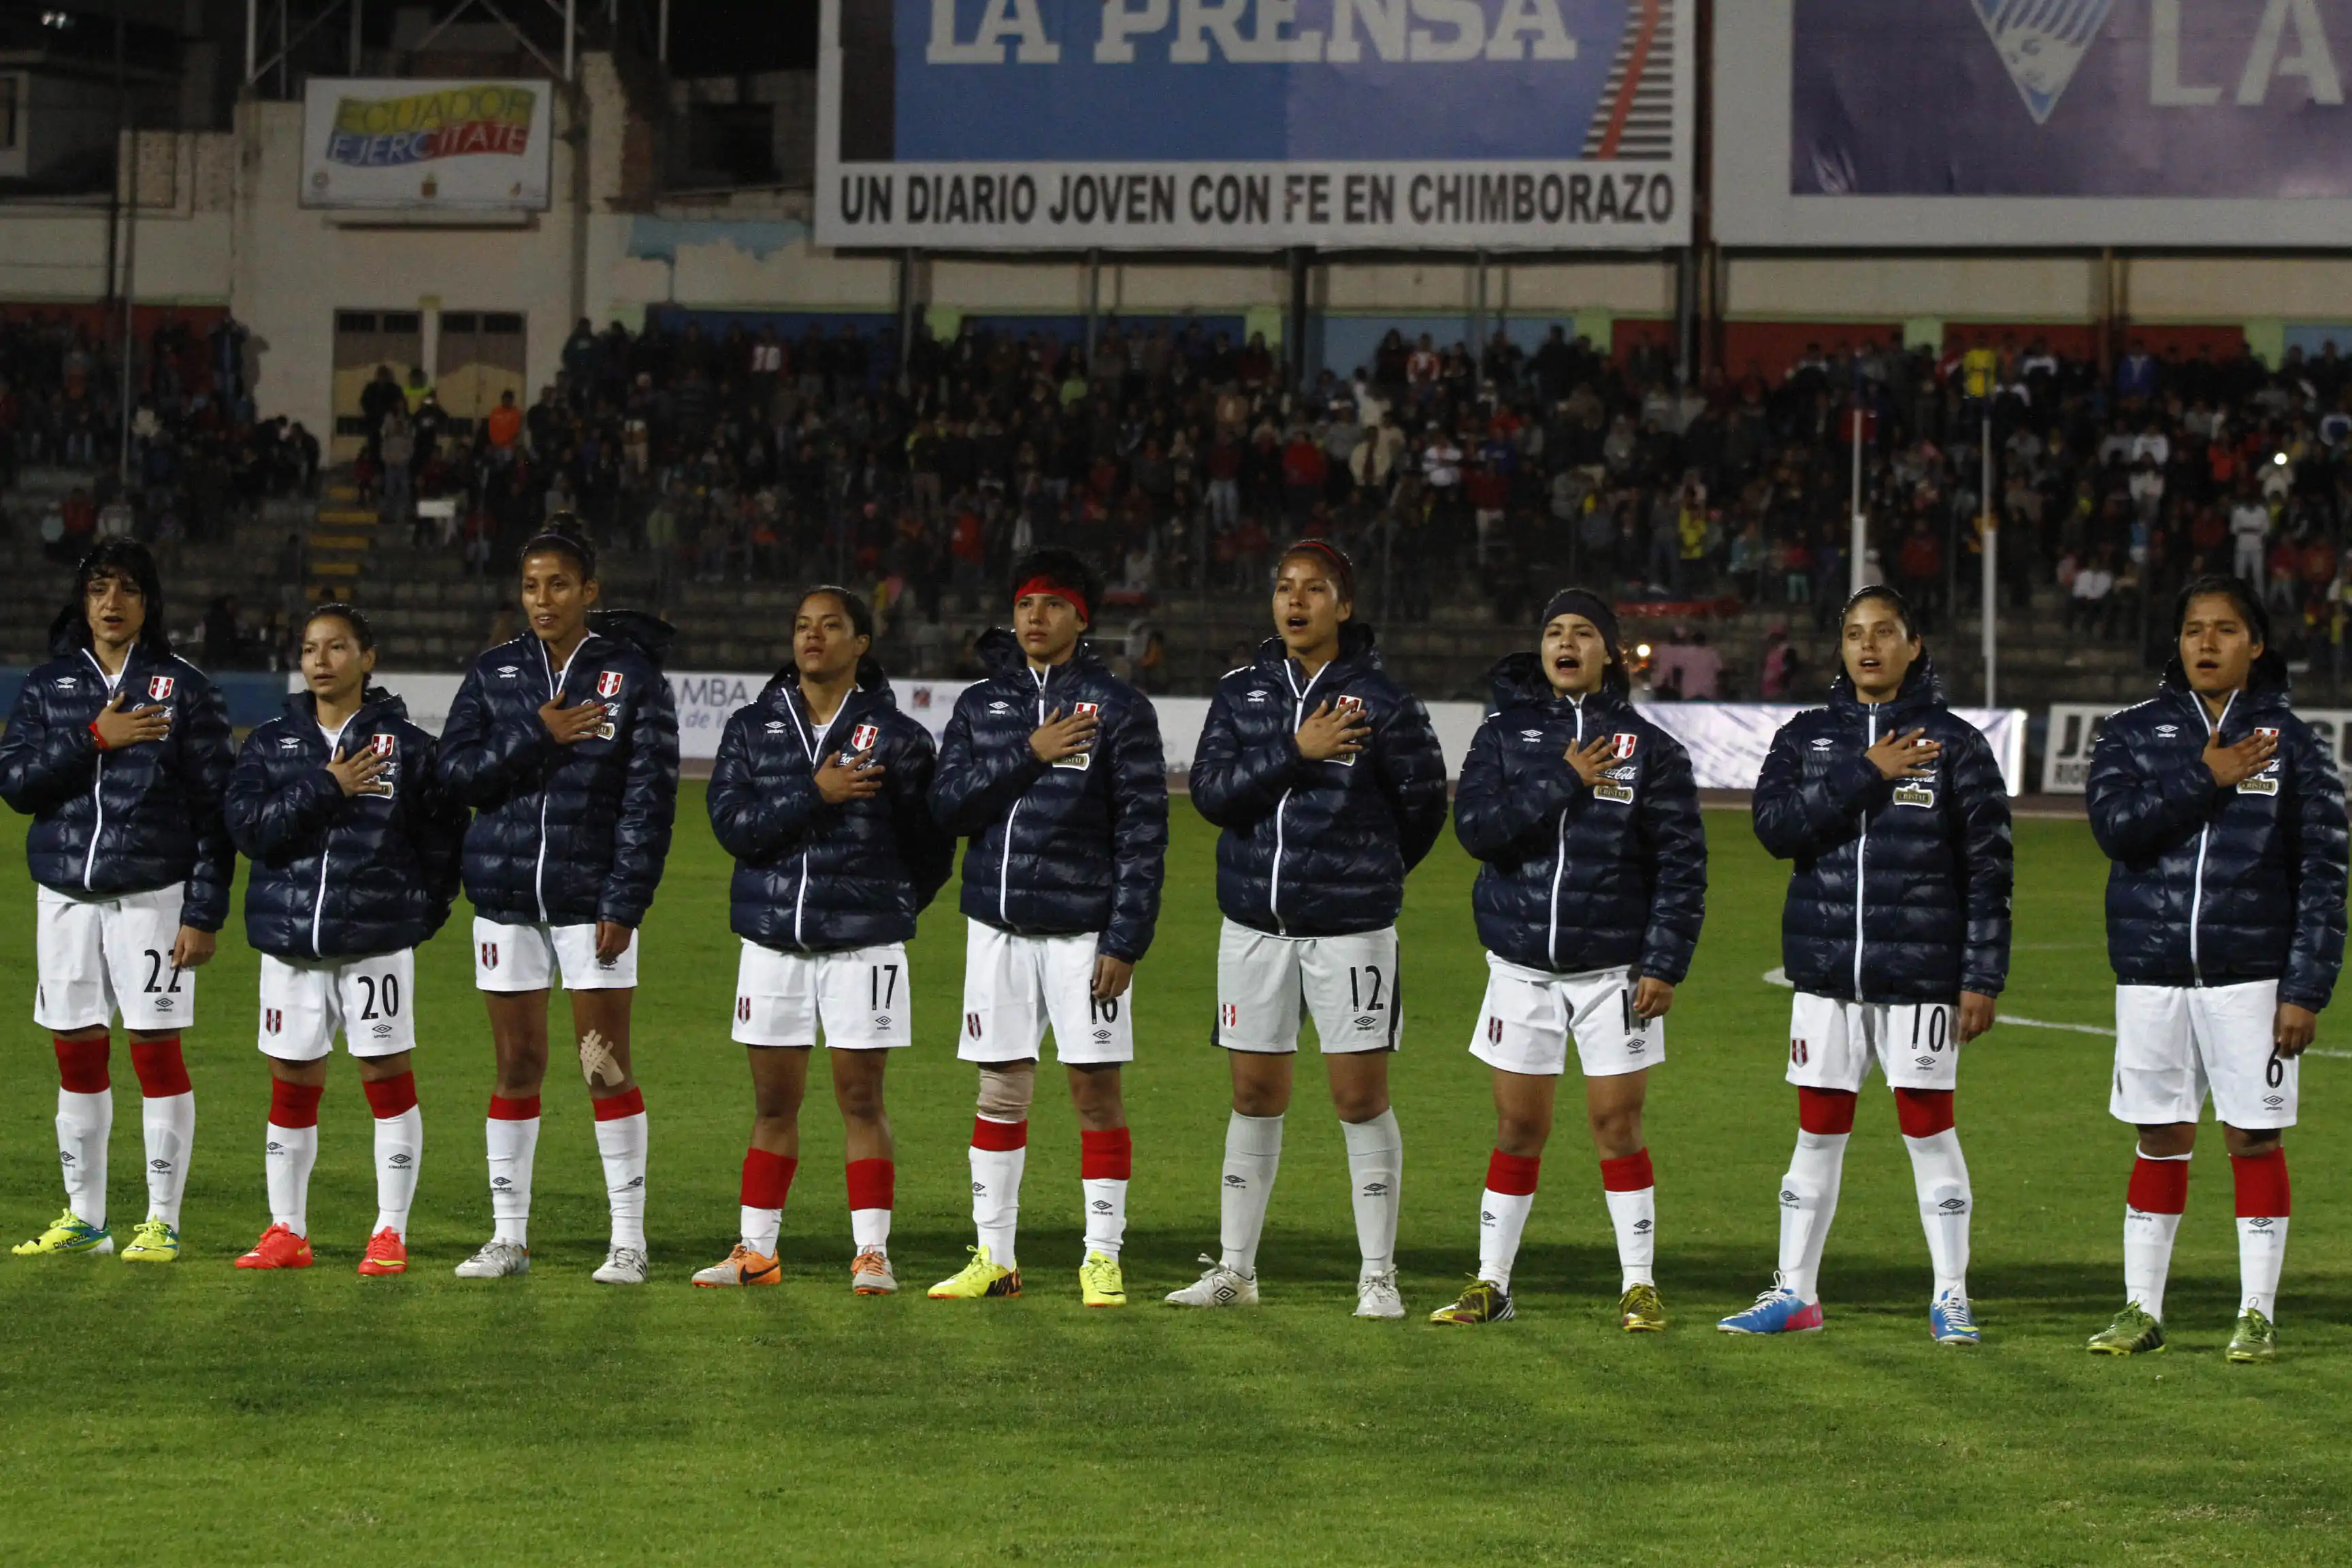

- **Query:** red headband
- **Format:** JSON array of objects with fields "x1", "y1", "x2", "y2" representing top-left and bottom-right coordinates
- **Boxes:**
[{"x1": 1013, "y1": 576, "x2": 1089, "y2": 625}]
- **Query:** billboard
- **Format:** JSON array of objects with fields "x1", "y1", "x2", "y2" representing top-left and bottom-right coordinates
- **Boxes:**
[
  {"x1": 300, "y1": 79, "x2": 553, "y2": 211},
  {"x1": 1715, "y1": 1, "x2": 2352, "y2": 246},
  {"x1": 816, "y1": 0, "x2": 1693, "y2": 250}
]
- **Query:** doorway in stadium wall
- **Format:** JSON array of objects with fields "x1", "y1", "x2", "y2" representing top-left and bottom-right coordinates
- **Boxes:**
[
  {"x1": 330, "y1": 310, "x2": 423, "y2": 465},
  {"x1": 435, "y1": 312, "x2": 528, "y2": 443}
]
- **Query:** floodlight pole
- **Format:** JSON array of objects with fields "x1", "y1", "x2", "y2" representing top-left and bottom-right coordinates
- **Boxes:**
[
  {"x1": 1848, "y1": 385, "x2": 1866, "y2": 595},
  {"x1": 1982, "y1": 412, "x2": 1997, "y2": 706}
]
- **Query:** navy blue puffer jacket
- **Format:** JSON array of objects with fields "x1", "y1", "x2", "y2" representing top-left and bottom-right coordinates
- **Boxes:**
[
  {"x1": 928, "y1": 630, "x2": 1168, "y2": 962},
  {"x1": 1752, "y1": 654, "x2": 2013, "y2": 1003},
  {"x1": 2086, "y1": 659, "x2": 2347, "y2": 1009},
  {"x1": 1190, "y1": 626, "x2": 1448, "y2": 937},
  {"x1": 709, "y1": 665, "x2": 956, "y2": 953},
  {"x1": 436, "y1": 612, "x2": 680, "y2": 928},
  {"x1": 0, "y1": 639, "x2": 236, "y2": 930},
  {"x1": 1455, "y1": 655, "x2": 1705, "y2": 981},
  {"x1": 226, "y1": 689, "x2": 469, "y2": 960}
]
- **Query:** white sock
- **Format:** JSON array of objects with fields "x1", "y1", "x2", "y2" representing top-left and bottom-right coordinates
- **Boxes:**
[
  {"x1": 2238, "y1": 1215, "x2": 2289, "y2": 1320},
  {"x1": 265, "y1": 1121, "x2": 317, "y2": 1236},
  {"x1": 1083, "y1": 1177, "x2": 1127, "y2": 1260},
  {"x1": 851, "y1": 1207, "x2": 891, "y2": 1251},
  {"x1": 486, "y1": 1113, "x2": 539, "y2": 1247},
  {"x1": 1605, "y1": 1186, "x2": 1657, "y2": 1292},
  {"x1": 970, "y1": 1139, "x2": 1026, "y2": 1269},
  {"x1": 1904, "y1": 1128, "x2": 1972, "y2": 1301},
  {"x1": 57, "y1": 1088, "x2": 112, "y2": 1229},
  {"x1": 1219, "y1": 1111, "x2": 1284, "y2": 1276},
  {"x1": 740, "y1": 1205, "x2": 782, "y2": 1256},
  {"x1": 142, "y1": 1091, "x2": 194, "y2": 1227},
  {"x1": 1342, "y1": 1109, "x2": 1403, "y2": 1278},
  {"x1": 1777, "y1": 1130, "x2": 1849, "y2": 1305},
  {"x1": 595, "y1": 1111, "x2": 649, "y2": 1252},
  {"x1": 2124, "y1": 1207, "x2": 2183, "y2": 1322},
  {"x1": 373, "y1": 1106, "x2": 421, "y2": 1236},
  {"x1": 1477, "y1": 1189, "x2": 1535, "y2": 1292}
]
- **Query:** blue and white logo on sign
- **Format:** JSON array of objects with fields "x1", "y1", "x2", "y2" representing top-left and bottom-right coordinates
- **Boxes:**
[{"x1": 1970, "y1": 0, "x2": 2114, "y2": 124}]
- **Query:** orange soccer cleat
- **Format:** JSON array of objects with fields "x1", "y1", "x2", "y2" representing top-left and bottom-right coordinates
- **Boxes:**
[
  {"x1": 691, "y1": 1243, "x2": 782, "y2": 1288},
  {"x1": 357, "y1": 1228, "x2": 408, "y2": 1277},
  {"x1": 234, "y1": 1223, "x2": 314, "y2": 1271}
]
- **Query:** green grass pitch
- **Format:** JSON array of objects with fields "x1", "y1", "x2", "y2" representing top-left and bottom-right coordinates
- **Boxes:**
[{"x1": 0, "y1": 797, "x2": 2347, "y2": 1564}]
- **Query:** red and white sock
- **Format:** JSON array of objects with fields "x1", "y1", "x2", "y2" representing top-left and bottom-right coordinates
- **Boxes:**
[
  {"x1": 593, "y1": 1087, "x2": 649, "y2": 1253},
  {"x1": 265, "y1": 1079, "x2": 323, "y2": 1237},
  {"x1": 2232, "y1": 1148, "x2": 2290, "y2": 1320},
  {"x1": 740, "y1": 1147, "x2": 796, "y2": 1256},
  {"x1": 1600, "y1": 1147, "x2": 1656, "y2": 1292},
  {"x1": 363, "y1": 1072, "x2": 422, "y2": 1236},
  {"x1": 969, "y1": 1115, "x2": 1027, "y2": 1267},
  {"x1": 1778, "y1": 1088, "x2": 1855, "y2": 1305},
  {"x1": 485, "y1": 1094, "x2": 540, "y2": 1247},
  {"x1": 847, "y1": 1158, "x2": 894, "y2": 1252},
  {"x1": 54, "y1": 1035, "x2": 112, "y2": 1229},
  {"x1": 131, "y1": 1036, "x2": 194, "y2": 1228},
  {"x1": 1080, "y1": 1127, "x2": 1130, "y2": 1260},
  {"x1": 1897, "y1": 1088, "x2": 1970, "y2": 1300},
  {"x1": 1478, "y1": 1149, "x2": 1540, "y2": 1292},
  {"x1": 2125, "y1": 1151, "x2": 2191, "y2": 1322}
]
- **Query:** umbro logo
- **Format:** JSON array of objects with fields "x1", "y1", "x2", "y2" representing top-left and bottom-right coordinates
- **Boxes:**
[
  {"x1": 495, "y1": 665, "x2": 521, "y2": 678},
  {"x1": 765, "y1": 721, "x2": 790, "y2": 734},
  {"x1": 971, "y1": 1181, "x2": 986, "y2": 1194},
  {"x1": 267, "y1": 1141, "x2": 285, "y2": 1155},
  {"x1": 1362, "y1": 1182, "x2": 1389, "y2": 1196},
  {"x1": 1245, "y1": 690, "x2": 1270, "y2": 703},
  {"x1": 1915, "y1": 1056, "x2": 1937, "y2": 1069},
  {"x1": 1480, "y1": 1209, "x2": 1495, "y2": 1225},
  {"x1": 1519, "y1": 729, "x2": 1544, "y2": 742},
  {"x1": 1633, "y1": 1219, "x2": 1653, "y2": 1234},
  {"x1": 623, "y1": 1177, "x2": 644, "y2": 1190},
  {"x1": 1779, "y1": 1188, "x2": 1801, "y2": 1206},
  {"x1": 1939, "y1": 1198, "x2": 1969, "y2": 1213},
  {"x1": 372, "y1": 1024, "x2": 393, "y2": 1036},
  {"x1": 2249, "y1": 1216, "x2": 2277, "y2": 1230},
  {"x1": 389, "y1": 1154, "x2": 413, "y2": 1168},
  {"x1": 279, "y1": 736, "x2": 304, "y2": 750},
  {"x1": 1354, "y1": 1015, "x2": 1378, "y2": 1030},
  {"x1": 1090, "y1": 1200, "x2": 1113, "y2": 1214},
  {"x1": 150, "y1": 1158, "x2": 172, "y2": 1172},
  {"x1": 987, "y1": 701, "x2": 1011, "y2": 715},
  {"x1": 1224, "y1": 1173, "x2": 1247, "y2": 1187},
  {"x1": 875, "y1": 1015, "x2": 892, "y2": 1028},
  {"x1": 2265, "y1": 1094, "x2": 2286, "y2": 1108},
  {"x1": 59, "y1": 1152, "x2": 75, "y2": 1164},
  {"x1": 52, "y1": 677, "x2": 76, "y2": 688},
  {"x1": 492, "y1": 1177, "x2": 512, "y2": 1190},
  {"x1": 1811, "y1": 738, "x2": 1833, "y2": 751},
  {"x1": 2156, "y1": 725, "x2": 2180, "y2": 738},
  {"x1": 1092, "y1": 1029, "x2": 1112, "y2": 1043}
]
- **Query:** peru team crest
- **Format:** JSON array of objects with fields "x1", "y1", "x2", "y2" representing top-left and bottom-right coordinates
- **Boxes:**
[
  {"x1": 1612, "y1": 733, "x2": 1638, "y2": 760},
  {"x1": 369, "y1": 733, "x2": 395, "y2": 757},
  {"x1": 596, "y1": 670, "x2": 625, "y2": 700},
  {"x1": 147, "y1": 676, "x2": 175, "y2": 702},
  {"x1": 849, "y1": 722, "x2": 881, "y2": 753}
]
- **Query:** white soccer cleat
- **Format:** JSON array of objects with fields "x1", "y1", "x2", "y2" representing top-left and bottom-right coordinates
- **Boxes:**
[
  {"x1": 593, "y1": 1246, "x2": 651, "y2": 1285},
  {"x1": 1355, "y1": 1269, "x2": 1405, "y2": 1320},
  {"x1": 1164, "y1": 1254, "x2": 1259, "y2": 1308},
  {"x1": 851, "y1": 1248, "x2": 897, "y2": 1296},
  {"x1": 453, "y1": 1239, "x2": 531, "y2": 1279}
]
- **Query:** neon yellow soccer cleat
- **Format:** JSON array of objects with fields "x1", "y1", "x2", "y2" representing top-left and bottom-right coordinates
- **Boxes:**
[
  {"x1": 928, "y1": 1245, "x2": 1022, "y2": 1299},
  {"x1": 1620, "y1": 1282, "x2": 1667, "y2": 1333},
  {"x1": 120, "y1": 1218, "x2": 182, "y2": 1262},
  {"x1": 1079, "y1": 1250, "x2": 1126, "y2": 1307},
  {"x1": 12, "y1": 1211, "x2": 114, "y2": 1257},
  {"x1": 2226, "y1": 1308, "x2": 2277, "y2": 1364},
  {"x1": 2087, "y1": 1303, "x2": 2166, "y2": 1356}
]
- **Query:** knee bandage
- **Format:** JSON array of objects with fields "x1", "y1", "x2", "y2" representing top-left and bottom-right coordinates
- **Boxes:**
[{"x1": 975, "y1": 1062, "x2": 1036, "y2": 1122}]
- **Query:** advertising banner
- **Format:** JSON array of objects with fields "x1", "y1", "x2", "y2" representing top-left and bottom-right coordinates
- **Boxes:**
[
  {"x1": 816, "y1": 0, "x2": 1692, "y2": 250},
  {"x1": 2042, "y1": 700, "x2": 2352, "y2": 793},
  {"x1": 300, "y1": 79, "x2": 553, "y2": 211},
  {"x1": 1715, "y1": 1, "x2": 2352, "y2": 246}
]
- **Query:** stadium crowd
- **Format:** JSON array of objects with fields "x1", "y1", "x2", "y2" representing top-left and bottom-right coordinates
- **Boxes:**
[{"x1": 350, "y1": 313, "x2": 2352, "y2": 676}]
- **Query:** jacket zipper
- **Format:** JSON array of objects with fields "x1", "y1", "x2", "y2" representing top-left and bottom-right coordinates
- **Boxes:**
[
  {"x1": 787, "y1": 689, "x2": 840, "y2": 951},
  {"x1": 312, "y1": 715, "x2": 351, "y2": 958},
  {"x1": 2187, "y1": 689, "x2": 2235, "y2": 983},
  {"x1": 1270, "y1": 661, "x2": 1329, "y2": 934},
  {"x1": 1547, "y1": 700, "x2": 1585, "y2": 968},
  {"x1": 81, "y1": 651, "x2": 122, "y2": 891},
  {"x1": 1004, "y1": 668, "x2": 1050, "y2": 924},
  {"x1": 1854, "y1": 708, "x2": 1874, "y2": 999},
  {"x1": 534, "y1": 637, "x2": 589, "y2": 924}
]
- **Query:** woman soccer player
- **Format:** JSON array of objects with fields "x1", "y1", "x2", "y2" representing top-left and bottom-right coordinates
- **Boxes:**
[
  {"x1": 1720, "y1": 586, "x2": 2012, "y2": 1344},
  {"x1": 1429, "y1": 591, "x2": 1705, "y2": 1329},
  {"x1": 1, "y1": 540, "x2": 233, "y2": 1263},
  {"x1": 696, "y1": 587, "x2": 954, "y2": 1292},
  {"x1": 1171, "y1": 541, "x2": 1447, "y2": 1318},
  {"x1": 223, "y1": 605, "x2": 468, "y2": 1275},
  {"x1": 437, "y1": 523, "x2": 680, "y2": 1284}
]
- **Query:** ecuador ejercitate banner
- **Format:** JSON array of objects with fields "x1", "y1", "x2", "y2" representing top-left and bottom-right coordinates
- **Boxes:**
[{"x1": 300, "y1": 79, "x2": 553, "y2": 212}]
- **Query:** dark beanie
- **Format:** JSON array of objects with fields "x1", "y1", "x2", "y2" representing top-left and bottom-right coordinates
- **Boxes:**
[{"x1": 1541, "y1": 588, "x2": 1620, "y2": 651}]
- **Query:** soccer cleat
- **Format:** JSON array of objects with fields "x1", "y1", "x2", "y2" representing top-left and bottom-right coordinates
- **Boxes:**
[
  {"x1": 691, "y1": 1243, "x2": 781, "y2": 1288},
  {"x1": 1079, "y1": 1250, "x2": 1127, "y2": 1307},
  {"x1": 2226, "y1": 1308, "x2": 2278, "y2": 1364},
  {"x1": 234, "y1": 1223, "x2": 314, "y2": 1271},
  {"x1": 121, "y1": 1218, "x2": 180, "y2": 1263},
  {"x1": 593, "y1": 1247, "x2": 651, "y2": 1285},
  {"x1": 453, "y1": 1239, "x2": 532, "y2": 1279},
  {"x1": 11, "y1": 1210, "x2": 114, "y2": 1258},
  {"x1": 1930, "y1": 1291, "x2": 1980, "y2": 1345},
  {"x1": 1620, "y1": 1282, "x2": 1667, "y2": 1333},
  {"x1": 1428, "y1": 1278, "x2": 1514, "y2": 1326},
  {"x1": 1355, "y1": 1269, "x2": 1405, "y2": 1320},
  {"x1": 1716, "y1": 1277, "x2": 1826, "y2": 1335},
  {"x1": 851, "y1": 1248, "x2": 897, "y2": 1296},
  {"x1": 928, "y1": 1245, "x2": 1022, "y2": 1299},
  {"x1": 1164, "y1": 1254, "x2": 1259, "y2": 1308},
  {"x1": 2086, "y1": 1303, "x2": 2166, "y2": 1356},
  {"x1": 357, "y1": 1229, "x2": 408, "y2": 1277}
]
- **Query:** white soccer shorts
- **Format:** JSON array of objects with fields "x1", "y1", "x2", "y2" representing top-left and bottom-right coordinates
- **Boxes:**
[
  {"x1": 732, "y1": 940, "x2": 911, "y2": 1050},
  {"x1": 33, "y1": 881, "x2": 194, "y2": 1032},
  {"x1": 2111, "y1": 980, "x2": 2297, "y2": 1130},
  {"x1": 1469, "y1": 956, "x2": 1660, "y2": 1078},
  {"x1": 257, "y1": 949, "x2": 418, "y2": 1061},
  {"x1": 472, "y1": 917, "x2": 638, "y2": 992},
  {"x1": 1216, "y1": 919, "x2": 1401, "y2": 1055},
  {"x1": 1785, "y1": 992, "x2": 1961, "y2": 1093},
  {"x1": 958, "y1": 921, "x2": 1132, "y2": 1066}
]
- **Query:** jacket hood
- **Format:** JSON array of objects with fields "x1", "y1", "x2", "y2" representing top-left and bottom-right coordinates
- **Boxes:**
[
  {"x1": 762, "y1": 657, "x2": 898, "y2": 709},
  {"x1": 280, "y1": 685, "x2": 412, "y2": 726},
  {"x1": 1827, "y1": 647, "x2": 1947, "y2": 720},
  {"x1": 1487, "y1": 641, "x2": 1631, "y2": 707},
  {"x1": 1252, "y1": 621, "x2": 1382, "y2": 676},
  {"x1": 589, "y1": 609, "x2": 677, "y2": 669},
  {"x1": 977, "y1": 625, "x2": 1102, "y2": 680},
  {"x1": 2155, "y1": 648, "x2": 2293, "y2": 708}
]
